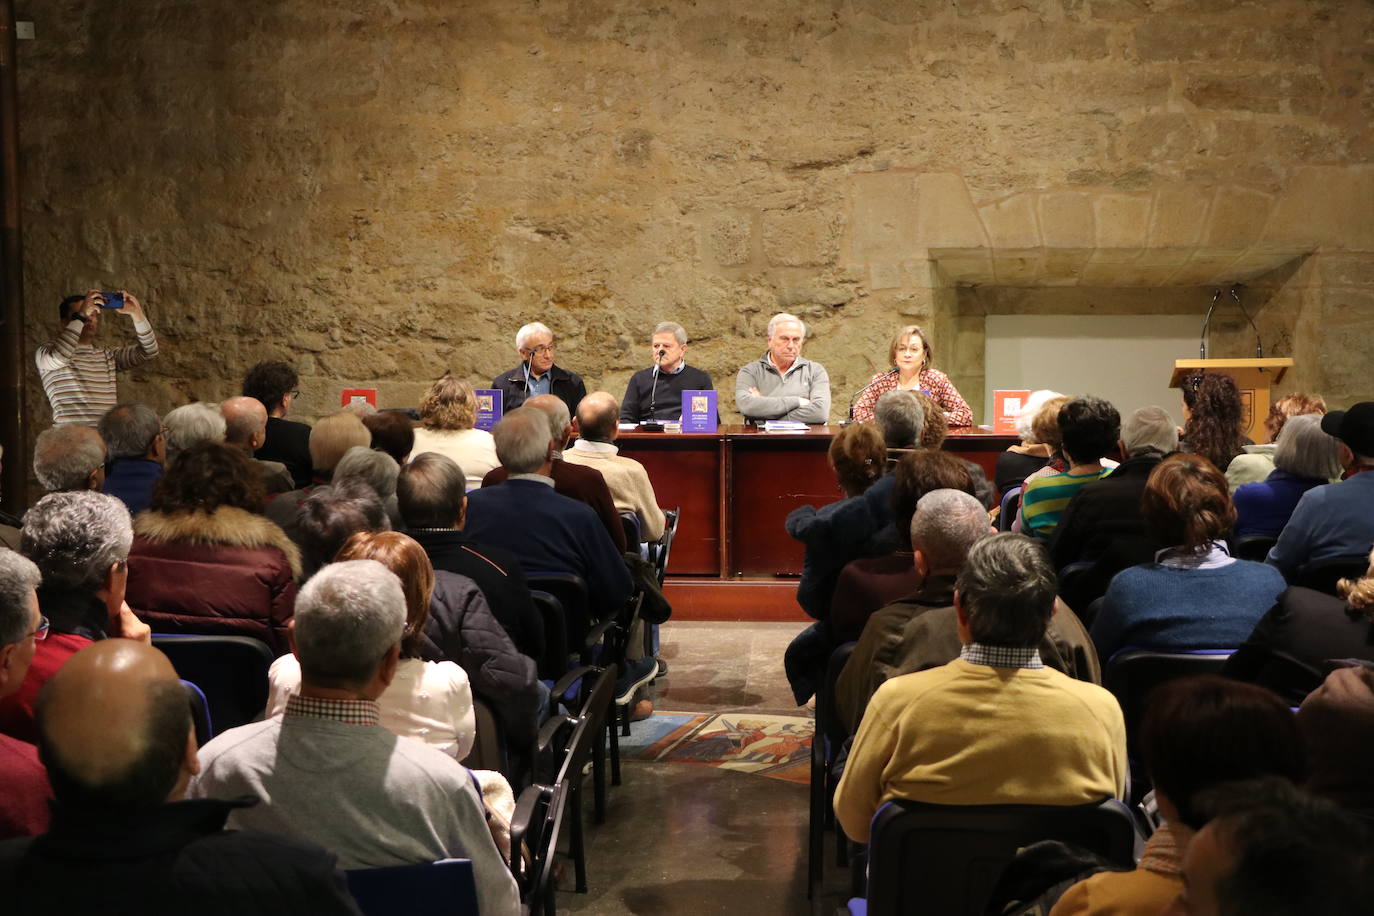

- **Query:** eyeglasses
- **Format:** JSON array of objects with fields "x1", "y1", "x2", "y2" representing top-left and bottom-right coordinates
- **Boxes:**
[
  {"x1": 289, "y1": 390, "x2": 301, "y2": 399},
  {"x1": 524, "y1": 345, "x2": 555, "y2": 356},
  {"x1": 26, "y1": 615, "x2": 49, "y2": 643}
]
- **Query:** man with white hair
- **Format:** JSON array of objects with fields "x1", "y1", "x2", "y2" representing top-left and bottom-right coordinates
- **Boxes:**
[
  {"x1": 97, "y1": 403, "x2": 166, "y2": 515},
  {"x1": 735, "y1": 312, "x2": 831, "y2": 424},
  {"x1": 621, "y1": 321, "x2": 716, "y2": 423},
  {"x1": 491, "y1": 321, "x2": 586, "y2": 417},
  {"x1": 189, "y1": 560, "x2": 519, "y2": 915},
  {"x1": 0, "y1": 491, "x2": 150, "y2": 744},
  {"x1": 221, "y1": 395, "x2": 295, "y2": 495},
  {"x1": 32, "y1": 425, "x2": 107, "y2": 494},
  {"x1": 162, "y1": 402, "x2": 227, "y2": 466},
  {"x1": 0, "y1": 548, "x2": 50, "y2": 839}
]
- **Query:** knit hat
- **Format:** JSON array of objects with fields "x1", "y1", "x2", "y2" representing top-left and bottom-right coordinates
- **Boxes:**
[{"x1": 1321, "y1": 402, "x2": 1374, "y2": 458}]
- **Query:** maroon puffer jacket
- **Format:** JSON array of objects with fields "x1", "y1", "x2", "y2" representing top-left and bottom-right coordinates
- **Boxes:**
[{"x1": 126, "y1": 506, "x2": 301, "y2": 655}]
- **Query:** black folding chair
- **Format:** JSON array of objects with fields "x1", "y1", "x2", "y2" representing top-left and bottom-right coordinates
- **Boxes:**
[
  {"x1": 510, "y1": 781, "x2": 568, "y2": 916},
  {"x1": 1230, "y1": 534, "x2": 1277, "y2": 562},
  {"x1": 345, "y1": 858, "x2": 477, "y2": 916},
  {"x1": 180, "y1": 680, "x2": 213, "y2": 747},
  {"x1": 458, "y1": 694, "x2": 508, "y2": 778},
  {"x1": 152, "y1": 634, "x2": 273, "y2": 731},
  {"x1": 1294, "y1": 555, "x2": 1369, "y2": 596},
  {"x1": 809, "y1": 641, "x2": 856, "y2": 899}
]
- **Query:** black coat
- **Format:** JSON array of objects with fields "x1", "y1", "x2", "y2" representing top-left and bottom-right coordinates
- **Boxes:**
[
  {"x1": 1049, "y1": 453, "x2": 1163, "y2": 571},
  {"x1": 491, "y1": 363, "x2": 586, "y2": 418},
  {"x1": 0, "y1": 798, "x2": 360, "y2": 916},
  {"x1": 256, "y1": 416, "x2": 314, "y2": 489}
]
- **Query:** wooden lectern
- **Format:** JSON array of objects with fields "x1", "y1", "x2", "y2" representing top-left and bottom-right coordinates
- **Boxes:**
[{"x1": 1170, "y1": 358, "x2": 1295, "y2": 443}]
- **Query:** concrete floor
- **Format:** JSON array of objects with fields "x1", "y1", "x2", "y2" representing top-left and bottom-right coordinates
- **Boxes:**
[{"x1": 555, "y1": 620, "x2": 854, "y2": 915}]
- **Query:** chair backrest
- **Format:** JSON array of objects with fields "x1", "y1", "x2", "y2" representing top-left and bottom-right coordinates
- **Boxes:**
[
  {"x1": 510, "y1": 781, "x2": 567, "y2": 916},
  {"x1": 1104, "y1": 648, "x2": 1234, "y2": 752},
  {"x1": 529, "y1": 590, "x2": 571, "y2": 680},
  {"x1": 152, "y1": 634, "x2": 274, "y2": 731},
  {"x1": 459, "y1": 694, "x2": 508, "y2": 776},
  {"x1": 652, "y1": 507, "x2": 680, "y2": 584},
  {"x1": 180, "y1": 679, "x2": 214, "y2": 746},
  {"x1": 819, "y1": 641, "x2": 857, "y2": 750},
  {"x1": 1294, "y1": 555, "x2": 1370, "y2": 596},
  {"x1": 996, "y1": 487, "x2": 1021, "y2": 532},
  {"x1": 1231, "y1": 534, "x2": 1277, "y2": 562},
  {"x1": 620, "y1": 512, "x2": 641, "y2": 548},
  {"x1": 865, "y1": 798, "x2": 1137, "y2": 916},
  {"x1": 344, "y1": 858, "x2": 478, "y2": 916},
  {"x1": 527, "y1": 572, "x2": 593, "y2": 652}
]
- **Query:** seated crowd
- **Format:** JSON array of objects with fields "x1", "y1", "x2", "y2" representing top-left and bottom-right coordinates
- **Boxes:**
[
  {"x1": 792, "y1": 381, "x2": 1374, "y2": 912},
  {"x1": 0, "y1": 358, "x2": 675, "y2": 913}
]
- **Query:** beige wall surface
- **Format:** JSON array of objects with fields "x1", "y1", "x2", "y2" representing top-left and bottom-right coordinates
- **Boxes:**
[{"x1": 14, "y1": 0, "x2": 1374, "y2": 440}]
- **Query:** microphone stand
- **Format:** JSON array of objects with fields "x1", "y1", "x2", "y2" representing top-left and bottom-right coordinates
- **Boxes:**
[
  {"x1": 640, "y1": 349, "x2": 666, "y2": 432},
  {"x1": 1199, "y1": 289, "x2": 1222, "y2": 359},
  {"x1": 1231, "y1": 283, "x2": 1264, "y2": 358},
  {"x1": 843, "y1": 368, "x2": 899, "y2": 425}
]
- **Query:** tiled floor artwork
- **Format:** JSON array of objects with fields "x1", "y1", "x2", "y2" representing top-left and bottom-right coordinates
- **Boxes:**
[{"x1": 622, "y1": 711, "x2": 813, "y2": 784}]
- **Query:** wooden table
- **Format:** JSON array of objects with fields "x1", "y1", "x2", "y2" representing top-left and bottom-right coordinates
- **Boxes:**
[{"x1": 617, "y1": 425, "x2": 1016, "y2": 581}]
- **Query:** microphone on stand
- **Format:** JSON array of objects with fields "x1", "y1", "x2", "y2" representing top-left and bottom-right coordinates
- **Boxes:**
[
  {"x1": 521, "y1": 359, "x2": 534, "y2": 407},
  {"x1": 640, "y1": 349, "x2": 667, "y2": 432},
  {"x1": 843, "y1": 368, "x2": 899, "y2": 425},
  {"x1": 1199, "y1": 289, "x2": 1222, "y2": 359},
  {"x1": 1231, "y1": 284, "x2": 1264, "y2": 358}
]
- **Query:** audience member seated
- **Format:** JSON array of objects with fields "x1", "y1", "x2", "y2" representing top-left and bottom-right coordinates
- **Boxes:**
[
  {"x1": 125, "y1": 442, "x2": 299, "y2": 654},
  {"x1": 1296, "y1": 664, "x2": 1374, "y2": 818},
  {"x1": 397, "y1": 453, "x2": 544, "y2": 663},
  {"x1": 410, "y1": 372, "x2": 499, "y2": 491},
  {"x1": 0, "y1": 549, "x2": 52, "y2": 840},
  {"x1": 221, "y1": 395, "x2": 296, "y2": 495},
  {"x1": 1232, "y1": 413, "x2": 1342, "y2": 540},
  {"x1": 1011, "y1": 394, "x2": 1074, "y2": 501},
  {"x1": 265, "y1": 411, "x2": 372, "y2": 540},
  {"x1": 0, "y1": 640, "x2": 362, "y2": 914},
  {"x1": 295, "y1": 479, "x2": 390, "y2": 580},
  {"x1": 1167, "y1": 778, "x2": 1374, "y2": 916},
  {"x1": 782, "y1": 422, "x2": 888, "y2": 704},
  {"x1": 897, "y1": 389, "x2": 994, "y2": 507},
  {"x1": 1049, "y1": 676, "x2": 1304, "y2": 916},
  {"x1": 1020, "y1": 396, "x2": 1119, "y2": 539},
  {"x1": 1091, "y1": 454, "x2": 1286, "y2": 663},
  {"x1": 833, "y1": 533, "x2": 1126, "y2": 843},
  {"x1": 189, "y1": 560, "x2": 519, "y2": 914},
  {"x1": 1049, "y1": 405, "x2": 1177, "y2": 575},
  {"x1": 1226, "y1": 546, "x2": 1374, "y2": 703},
  {"x1": 333, "y1": 445, "x2": 402, "y2": 528},
  {"x1": 564, "y1": 391, "x2": 666, "y2": 542},
  {"x1": 466, "y1": 408, "x2": 633, "y2": 615},
  {"x1": 0, "y1": 492, "x2": 150, "y2": 743},
  {"x1": 481, "y1": 394, "x2": 627, "y2": 553},
  {"x1": 243, "y1": 360, "x2": 314, "y2": 489},
  {"x1": 835, "y1": 492, "x2": 1099, "y2": 734},
  {"x1": 33, "y1": 425, "x2": 106, "y2": 493},
  {"x1": 97, "y1": 403, "x2": 165, "y2": 515},
  {"x1": 268, "y1": 532, "x2": 476, "y2": 760},
  {"x1": 1225, "y1": 392, "x2": 1326, "y2": 490},
  {"x1": 829, "y1": 450, "x2": 974, "y2": 644},
  {"x1": 1266, "y1": 401, "x2": 1374, "y2": 578},
  {"x1": 162, "y1": 402, "x2": 226, "y2": 465},
  {"x1": 362, "y1": 409, "x2": 416, "y2": 466},
  {"x1": 1179, "y1": 372, "x2": 1250, "y2": 475},
  {"x1": 994, "y1": 389, "x2": 1063, "y2": 495}
]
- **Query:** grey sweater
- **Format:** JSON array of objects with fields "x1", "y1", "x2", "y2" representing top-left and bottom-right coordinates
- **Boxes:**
[
  {"x1": 189, "y1": 713, "x2": 519, "y2": 915},
  {"x1": 735, "y1": 353, "x2": 832, "y2": 423}
]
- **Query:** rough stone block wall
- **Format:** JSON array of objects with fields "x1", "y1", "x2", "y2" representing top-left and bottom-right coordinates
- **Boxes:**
[{"x1": 13, "y1": 0, "x2": 1374, "y2": 443}]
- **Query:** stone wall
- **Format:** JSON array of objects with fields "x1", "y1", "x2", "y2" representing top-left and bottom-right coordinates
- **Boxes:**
[{"x1": 14, "y1": 0, "x2": 1374, "y2": 447}]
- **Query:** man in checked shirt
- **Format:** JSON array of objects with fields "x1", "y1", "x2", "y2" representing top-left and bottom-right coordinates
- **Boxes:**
[{"x1": 35, "y1": 289, "x2": 158, "y2": 427}]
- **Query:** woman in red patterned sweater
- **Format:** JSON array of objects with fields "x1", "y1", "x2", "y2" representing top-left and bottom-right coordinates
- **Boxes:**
[{"x1": 851, "y1": 324, "x2": 973, "y2": 427}]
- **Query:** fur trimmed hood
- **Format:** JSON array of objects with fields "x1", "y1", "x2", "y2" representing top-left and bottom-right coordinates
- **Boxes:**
[{"x1": 134, "y1": 506, "x2": 302, "y2": 578}]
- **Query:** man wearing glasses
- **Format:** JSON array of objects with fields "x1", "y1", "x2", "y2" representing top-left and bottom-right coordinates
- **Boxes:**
[
  {"x1": 492, "y1": 321, "x2": 587, "y2": 417},
  {"x1": 0, "y1": 547, "x2": 51, "y2": 839},
  {"x1": 242, "y1": 360, "x2": 313, "y2": 489}
]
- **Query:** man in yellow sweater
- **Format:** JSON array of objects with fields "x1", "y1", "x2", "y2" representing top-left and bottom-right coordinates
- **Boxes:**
[{"x1": 834, "y1": 532, "x2": 1127, "y2": 844}]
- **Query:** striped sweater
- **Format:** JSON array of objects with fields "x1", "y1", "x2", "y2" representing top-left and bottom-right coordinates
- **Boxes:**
[
  {"x1": 35, "y1": 319, "x2": 159, "y2": 426},
  {"x1": 1021, "y1": 467, "x2": 1112, "y2": 538}
]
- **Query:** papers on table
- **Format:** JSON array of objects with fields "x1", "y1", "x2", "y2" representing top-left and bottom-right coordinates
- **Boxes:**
[{"x1": 762, "y1": 420, "x2": 811, "y2": 433}]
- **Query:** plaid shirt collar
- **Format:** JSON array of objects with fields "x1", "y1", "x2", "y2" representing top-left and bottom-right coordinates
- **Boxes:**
[
  {"x1": 284, "y1": 693, "x2": 380, "y2": 727},
  {"x1": 960, "y1": 642, "x2": 1044, "y2": 670}
]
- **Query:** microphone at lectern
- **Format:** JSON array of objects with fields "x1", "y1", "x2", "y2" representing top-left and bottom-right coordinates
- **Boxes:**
[
  {"x1": 641, "y1": 350, "x2": 666, "y2": 432},
  {"x1": 1199, "y1": 289, "x2": 1222, "y2": 359},
  {"x1": 843, "y1": 368, "x2": 899, "y2": 425}
]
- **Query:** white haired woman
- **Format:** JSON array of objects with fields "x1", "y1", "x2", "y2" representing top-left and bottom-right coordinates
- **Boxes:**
[{"x1": 1232, "y1": 414, "x2": 1343, "y2": 540}]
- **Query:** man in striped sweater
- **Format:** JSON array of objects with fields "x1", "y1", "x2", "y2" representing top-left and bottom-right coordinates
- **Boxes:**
[{"x1": 35, "y1": 289, "x2": 158, "y2": 427}]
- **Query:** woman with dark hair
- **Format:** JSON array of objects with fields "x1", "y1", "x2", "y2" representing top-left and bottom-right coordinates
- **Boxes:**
[
  {"x1": 409, "y1": 372, "x2": 498, "y2": 491},
  {"x1": 266, "y1": 531, "x2": 477, "y2": 761},
  {"x1": 1180, "y1": 372, "x2": 1249, "y2": 473},
  {"x1": 125, "y1": 441, "x2": 299, "y2": 653},
  {"x1": 1090, "y1": 453, "x2": 1286, "y2": 662},
  {"x1": 1049, "y1": 676, "x2": 1304, "y2": 915},
  {"x1": 851, "y1": 324, "x2": 973, "y2": 427},
  {"x1": 1019, "y1": 396, "x2": 1119, "y2": 539}
]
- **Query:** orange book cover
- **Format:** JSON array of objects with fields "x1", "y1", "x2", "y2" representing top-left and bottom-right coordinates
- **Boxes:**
[{"x1": 992, "y1": 390, "x2": 1031, "y2": 435}]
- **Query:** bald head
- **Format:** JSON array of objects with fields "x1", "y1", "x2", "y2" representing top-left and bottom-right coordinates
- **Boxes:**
[
  {"x1": 577, "y1": 392, "x2": 620, "y2": 443},
  {"x1": 221, "y1": 396, "x2": 269, "y2": 451},
  {"x1": 524, "y1": 394, "x2": 572, "y2": 446},
  {"x1": 38, "y1": 640, "x2": 194, "y2": 811}
]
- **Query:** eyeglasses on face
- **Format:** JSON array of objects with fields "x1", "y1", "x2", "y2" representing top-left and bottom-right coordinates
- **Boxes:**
[
  {"x1": 25, "y1": 615, "x2": 49, "y2": 643},
  {"x1": 524, "y1": 344, "x2": 555, "y2": 356}
]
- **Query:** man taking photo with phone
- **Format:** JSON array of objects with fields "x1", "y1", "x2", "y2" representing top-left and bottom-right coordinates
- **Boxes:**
[{"x1": 36, "y1": 289, "x2": 159, "y2": 427}]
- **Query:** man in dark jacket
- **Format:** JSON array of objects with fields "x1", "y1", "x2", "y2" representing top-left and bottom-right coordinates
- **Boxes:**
[
  {"x1": 243, "y1": 360, "x2": 313, "y2": 489},
  {"x1": 491, "y1": 321, "x2": 586, "y2": 417},
  {"x1": 97, "y1": 403, "x2": 165, "y2": 516},
  {"x1": 0, "y1": 639, "x2": 360, "y2": 915}
]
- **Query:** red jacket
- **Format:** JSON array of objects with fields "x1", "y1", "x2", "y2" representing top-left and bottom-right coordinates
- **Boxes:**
[{"x1": 126, "y1": 506, "x2": 301, "y2": 655}]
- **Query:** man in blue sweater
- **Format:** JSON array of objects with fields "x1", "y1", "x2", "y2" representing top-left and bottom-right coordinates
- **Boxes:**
[{"x1": 1267, "y1": 401, "x2": 1374, "y2": 579}]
